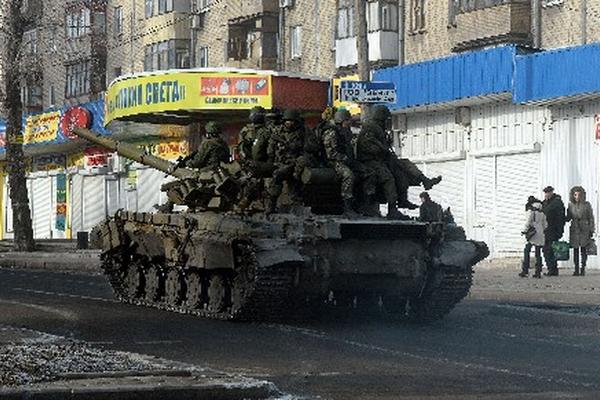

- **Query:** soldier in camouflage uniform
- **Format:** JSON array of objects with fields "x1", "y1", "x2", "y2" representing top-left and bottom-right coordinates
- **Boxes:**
[
  {"x1": 266, "y1": 109, "x2": 319, "y2": 211},
  {"x1": 186, "y1": 121, "x2": 230, "y2": 171},
  {"x1": 322, "y1": 109, "x2": 356, "y2": 214},
  {"x1": 237, "y1": 106, "x2": 270, "y2": 163}
]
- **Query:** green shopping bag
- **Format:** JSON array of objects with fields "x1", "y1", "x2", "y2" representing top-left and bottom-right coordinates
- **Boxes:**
[{"x1": 552, "y1": 241, "x2": 570, "y2": 261}]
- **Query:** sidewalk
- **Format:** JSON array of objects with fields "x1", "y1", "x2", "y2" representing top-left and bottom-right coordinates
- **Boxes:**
[{"x1": 0, "y1": 325, "x2": 280, "y2": 399}]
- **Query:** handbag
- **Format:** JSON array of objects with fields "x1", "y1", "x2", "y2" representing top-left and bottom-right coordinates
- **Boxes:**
[
  {"x1": 586, "y1": 238, "x2": 597, "y2": 256},
  {"x1": 524, "y1": 226, "x2": 536, "y2": 241},
  {"x1": 552, "y1": 241, "x2": 571, "y2": 261}
]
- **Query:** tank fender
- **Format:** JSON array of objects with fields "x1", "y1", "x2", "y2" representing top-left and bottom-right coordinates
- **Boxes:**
[
  {"x1": 434, "y1": 240, "x2": 489, "y2": 267},
  {"x1": 252, "y1": 239, "x2": 305, "y2": 268}
]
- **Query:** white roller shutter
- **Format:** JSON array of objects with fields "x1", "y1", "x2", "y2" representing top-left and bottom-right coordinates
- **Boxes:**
[
  {"x1": 30, "y1": 177, "x2": 52, "y2": 239},
  {"x1": 495, "y1": 153, "x2": 540, "y2": 254},
  {"x1": 106, "y1": 177, "x2": 120, "y2": 216},
  {"x1": 4, "y1": 176, "x2": 13, "y2": 236},
  {"x1": 474, "y1": 157, "x2": 495, "y2": 226},
  {"x1": 83, "y1": 175, "x2": 106, "y2": 231},
  {"x1": 137, "y1": 168, "x2": 165, "y2": 212},
  {"x1": 424, "y1": 160, "x2": 466, "y2": 226}
]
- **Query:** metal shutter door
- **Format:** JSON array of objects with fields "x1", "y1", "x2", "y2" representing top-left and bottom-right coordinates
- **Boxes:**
[
  {"x1": 137, "y1": 168, "x2": 164, "y2": 212},
  {"x1": 474, "y1": 157, "x2": 495, "y2": 226},
  {"x1": 4, "y1": 176, "x2": 13, "y2": 235},
  {"x1": 424, "y1": 160, "x2": 466, "y2": 226},
  {"x1": 30, "y1": 177, "x2": 52, "y2": 239},
  {"x1": 495, "y1": 152, "x2": 540, "y2": 254},
  {"x1": 83, "y1": 175, "x2": 106, "y2": 231}
]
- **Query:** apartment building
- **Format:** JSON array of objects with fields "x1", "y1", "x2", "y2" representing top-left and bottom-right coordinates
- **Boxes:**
[{"x1": 20, "y1": 0, "x2": 107, "y2": 114}]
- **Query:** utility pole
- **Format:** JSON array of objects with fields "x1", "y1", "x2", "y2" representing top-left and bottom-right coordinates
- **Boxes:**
[{"x1": 354, "y1": 0, "x2": 370, "y2": 119}]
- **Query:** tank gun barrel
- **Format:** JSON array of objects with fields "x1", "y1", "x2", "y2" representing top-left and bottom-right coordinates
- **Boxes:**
[{"x1": 72, "y1": 127, "x2": 196, "y2": 179}]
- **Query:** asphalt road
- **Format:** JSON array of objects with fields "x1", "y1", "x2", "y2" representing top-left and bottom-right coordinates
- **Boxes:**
[{"x1": 1, "y1": 268, "x2": 600, "y2": 399}]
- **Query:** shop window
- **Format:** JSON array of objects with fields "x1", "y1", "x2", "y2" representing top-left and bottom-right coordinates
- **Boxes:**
[
  {"x1": 198, "y1": 46, "x2": 208, "y2": 67},
  {"x1": 65, "y1": 60, "x2": 91, "y2": 98},
  {"x1": 113, "y1": 6, "x2": 123, "y2": 37},
  {"x1": 337, "y1": 0, "x2": 354, "y2": 39},
  {"x1": 290, "y1": 25, "x2": 302, "y2": 59},
  {"x1": 409, "y1": 0, "x2": 426, "y2": 33},
  {"x1": 66, "y1": 7, "x2": 91, "y2": 38}
]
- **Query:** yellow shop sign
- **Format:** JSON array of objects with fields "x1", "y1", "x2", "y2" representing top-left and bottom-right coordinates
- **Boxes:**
[
  {"x1": 24, "y1": 111, "x2": 60, "y2": 144},
  {"x1": 105, "y1": 71, "x2": 273, "y2": 124}
]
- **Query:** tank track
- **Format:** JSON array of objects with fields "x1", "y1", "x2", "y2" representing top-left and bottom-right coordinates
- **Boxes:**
[
  {"x1": 408, "y1": 264, "x2": 473, "y2": 322},
  {"x1": 100, "y1": 251, "x2": 294, "y2": 321}
]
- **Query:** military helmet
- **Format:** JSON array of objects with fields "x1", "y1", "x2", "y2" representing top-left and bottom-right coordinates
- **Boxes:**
[
  {"x1": 370, "y1": 105, "x2": 391, "y2": 122},
  {"x1": 282, "y1": 109, "x2": 301, "y2": 122},
  {"x1": 249, "y1": 106, "x2": 266, "y2": 124},
  {"x1": 204, "y1": 121, "x2": 221, "y2": 136},
  {"x1": 265, "y1": 107, "x2": 282, "y2": 121},
  {"x1": 334, "y1": 109, "x2": 352, "y2": 124}
]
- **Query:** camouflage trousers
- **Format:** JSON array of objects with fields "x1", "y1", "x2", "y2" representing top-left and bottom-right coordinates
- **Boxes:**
[
  {"x1": 360, "y1": 160, "x2": 397, "y2": 204},
  {"x1": 329, "y1": 161, "x2": 355, "y2": 200}
]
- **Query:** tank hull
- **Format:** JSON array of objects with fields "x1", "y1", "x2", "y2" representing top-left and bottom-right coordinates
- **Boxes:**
[{"x1": 94, "y1": 210, "x2": 488, "y2": 322}]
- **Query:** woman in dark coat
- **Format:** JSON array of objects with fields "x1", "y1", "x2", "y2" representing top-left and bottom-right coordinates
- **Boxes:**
[{"x1": 566, "y1": 186, "x2": 595, "y2": 276}]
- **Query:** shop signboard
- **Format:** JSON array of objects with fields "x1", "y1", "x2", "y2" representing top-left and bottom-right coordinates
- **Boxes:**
[
  {"x1": 24, "y1": 111, "x2": 61, "y2": 144},
  {"x1": 105, "y1": 71, "x2": 273, "y2": 124},
  {"x1": 32, "y1": 154, "x2": 66, "y2": 172},
  {"x1": 332, "y1": 75, "x2": 360, "y2": 115},
  {"x1": 339, "y1": 81, "x2": 397, "y2": 104},
  {"x1": 55, "y1": 173, "x2": 67, "y2": 231}
]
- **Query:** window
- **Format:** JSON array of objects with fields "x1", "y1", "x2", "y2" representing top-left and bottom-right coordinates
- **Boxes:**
[
  {"x1": 381, "y1": 2, "x2": 398, "y2": 31},
  {"x1": 457, "y1": 0, "x2": 510, "y2": 13},
  {"x1": 144, "y1": 40, "x2": 191, "y2": 71},
  {"x1": 49, "y1": 85, "x2": 56, "y2": 107},
  {"x1": 65, "y1": 61, "x2": 91, "y2": 98},
  {"x1": 198, "y1": 46, "x2": 208, "y2": 67},
  {"x1": 290, "y1": 25, "x2": 302, "y2": 58},
  {"x1": 113, "y1": 6, "x2": 123, "y2": 37},
  {"x1": 337, "y1": 0, "x2": 354, "y2": 39},
  {"x1": 113, "y1": 67, "x2": 122, "y2": 80},
  {"x1": 66, "y1": 7, "x2": 91, "y2": 38},
  {"x1": 23, "y1": 29, "x2": 38, "y2": 54},
  {"x1": 48, "y1": 27, "x2": 58, "y2": 52},
  {"x1": 145, "y1": 0, "x2": 154, "y2": 17},
  {"x1": 22, "y1": 85, "x2": 42, "y2": 109},
  {"x1": 410, "y1": 0, "x2": 426, "y2": 33},
  {"x1": 158, "y1": 0, "x2": 173, "y2": 14}
]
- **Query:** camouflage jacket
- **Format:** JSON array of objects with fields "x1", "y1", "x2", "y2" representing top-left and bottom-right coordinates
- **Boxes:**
[
  {"x1": 322, "y1": 124, "x2": 354, "y2": 163},
  {"x1": 356, "y1": 120, "x2": 390, "y2": 162},
  {"x1": 237, "y1": 123, "x2": 271, "y2": 162},
  {"x1": 267, "y1": 125, "x2": 320, "y2": 165},
  {"x1": 186, "y1": 137, "x2": 230, "y2": 170}
]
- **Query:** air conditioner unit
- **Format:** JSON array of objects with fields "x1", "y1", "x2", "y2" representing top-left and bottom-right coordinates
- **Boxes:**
[
  {"x1": 279, "y1": 0, "x2": 294, "y2": 8},
  {"x1": 191, "y1": 14, "x2": 202, "y2": 29}
]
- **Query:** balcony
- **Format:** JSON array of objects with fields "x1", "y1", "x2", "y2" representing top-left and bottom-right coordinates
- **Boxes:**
[
  {"x1": 452, "y1": 0, "x2": 531, "y2": 52},
  {"x1": 335, "y1": 31, "x2": 400, "y2": 70},
  {"x1": 226, "y1": 8, "x2": 278, "y2": 70},
  {"x1": 227, "y1": 0, "x2": 278, "y2": 22}
]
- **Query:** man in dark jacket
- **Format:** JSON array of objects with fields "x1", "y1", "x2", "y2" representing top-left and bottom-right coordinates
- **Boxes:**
[
  {"x1": 419, "y1": 192, "x2": 443, "y2": 222},
  {"x1": 542, "y1": 186, "x2": 566, "y2": 276}
]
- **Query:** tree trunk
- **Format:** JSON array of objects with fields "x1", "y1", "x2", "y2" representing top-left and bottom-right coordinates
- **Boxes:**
[
  {"x1": 3, "y1": 0, "x2": 35, "y2": 251},
  {"x1": 354, "y1": 0, "x2": 371, "y2": 120}
]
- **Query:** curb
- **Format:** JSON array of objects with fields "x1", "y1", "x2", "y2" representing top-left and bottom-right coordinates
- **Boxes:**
[
  {"x1": 0, "y1": 252, "x2": 101, "y2": 274},
  {"x1": 0, "y1": 380, "x2": 279, "y2": 400}
]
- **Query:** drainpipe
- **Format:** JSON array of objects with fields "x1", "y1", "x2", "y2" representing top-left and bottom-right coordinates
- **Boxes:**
[
  {"x1": 581, "y1": 0, "x2": 588, "y2": 44},
  {"x1": 531, "y1": 0, "x2": 541, "y2": 49},
  {"x1": 315, "y1": 0, "x2": 320, "y2": 74},
  {"x1": 130, "y1": 0, "x2": 135, "y2": 72},
  {"x1": 277, "y1": 6, "x2": 285, "y2": 71},
  {"x1": 398, "y1": 0, "x2": 405, "y2": 65}
]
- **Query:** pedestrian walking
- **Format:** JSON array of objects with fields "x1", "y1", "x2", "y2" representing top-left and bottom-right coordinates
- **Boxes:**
[
  {"x1": 541, "y1": 186, "x2": 566, "y2": 276},
  {"x1": 566, "y1": 186, "x2": 595, "y2": 276},
  {"x1": 519, "y1": 197, "x2": 547, "y2": 278}
]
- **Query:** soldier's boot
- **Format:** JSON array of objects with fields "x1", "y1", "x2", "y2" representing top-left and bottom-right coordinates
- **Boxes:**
[
  {"x1": 387, "y1": 204, "x2": 410, "y2": 220},
  {"x1": 581, "y1": 265, "x2": 586, "y2": 276},
  {"x1": 573, "y1": 263, "x2": 580, "y2": 276},
  {"x1": 397, "y1": 198, "x2": 419, "y2": 210},
  {"x1": 422, "y1": 175, "x2": 442, "y2": 191}
]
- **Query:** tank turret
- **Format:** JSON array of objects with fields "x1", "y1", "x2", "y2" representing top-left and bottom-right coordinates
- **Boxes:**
[{"x1": 71, "y1": 127, "x2": 239, "y2": 210}]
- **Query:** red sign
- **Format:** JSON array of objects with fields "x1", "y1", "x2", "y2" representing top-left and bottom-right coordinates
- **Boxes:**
[
  {"x1": 84, "y1": 146, "x2": 111, "y2": 168},
  {"x1": 61, "y1": 107, "x2": 91, "y2": 139}
]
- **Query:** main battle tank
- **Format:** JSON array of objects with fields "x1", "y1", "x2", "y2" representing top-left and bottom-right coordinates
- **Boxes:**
[{"x1": 73, "y1": 127, "x2": 489, "y2": 322}]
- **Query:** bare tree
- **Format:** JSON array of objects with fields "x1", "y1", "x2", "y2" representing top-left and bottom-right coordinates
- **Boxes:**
[{"x1": 1, "y1": 0, "x2": 35, "y2": 251}]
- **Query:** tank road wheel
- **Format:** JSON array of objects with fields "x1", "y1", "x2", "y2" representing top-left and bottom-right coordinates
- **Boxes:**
[
  {"x1": 144, "y1": 265, "x2": 162, "y2": 302},
  {"x1": 165, "y1": 269, "x2": 184, "y2": 306},
  {"x1": 208, "y1": 274, "x2": 230, "y2": 313},
  {"x1": 185, "y1": 271, "x2": 205, "y2": 310},
  {"x1": 125, "y1": 263, "x2": 144, "y2": 299}
]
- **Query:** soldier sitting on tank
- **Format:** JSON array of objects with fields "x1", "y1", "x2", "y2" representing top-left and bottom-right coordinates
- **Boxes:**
[
  {"x1": 266, "y1": 109, "x2": 320, "y2": 211},
  {"x1": 321, "y1": 109, "x2": 357, "y2": 214},
  {"x1": 186, "y1": 121, "x2": 230, "y2": 171}
]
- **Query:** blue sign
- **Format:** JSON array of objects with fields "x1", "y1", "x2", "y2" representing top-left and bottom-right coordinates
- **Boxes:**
[{"x1": 339, "y1": 81, "x2": 397, "y2": 104}]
